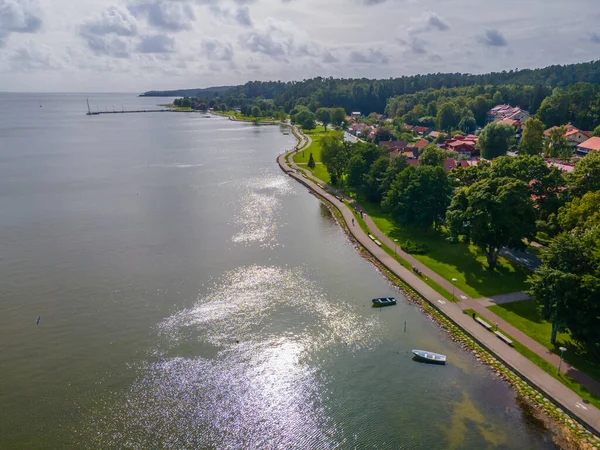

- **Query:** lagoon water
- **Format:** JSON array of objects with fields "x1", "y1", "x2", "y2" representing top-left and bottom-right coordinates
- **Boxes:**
[{"x1": 0, "y1": 93, "x2": 557, "y2": 449}]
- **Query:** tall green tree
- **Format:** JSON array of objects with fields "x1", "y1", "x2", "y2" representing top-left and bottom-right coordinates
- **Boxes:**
[
  {"x1": 477, "y1": 122, "x2": 515, "y2": 159},
  {"x1": 518, "y1": 117, "x2": 545, "y2": 155},
  {"x1": 557, "y1": 191, "x2": 600, "y2": 231},
  {"x1": 568, "y1": 150, "x2": 600, "y2": 196},
  {"x1": 592, "y1": 125, "x2": 600, "y2": 137},
  {"x1": 330, "y1": 108, "x2": 346, "y2": 127},
  {"x1": 545, "y1": 126, "x2": 571, "y2": 159},
  {"x1": 436, "y1": 101, "x2": 460, "y2": 131},
  {"x1": 458, "y1": 113, "x2": 477, "y2": 134},
  {"x1": 315, "y1": 108, "x2": 331, "y2": 131},
  {"x1": 446, "y1": 177, "x2": 536, "y2": 269},
  {"x1": 321, "y1": 132, "x2": 348, "y2": 185},
  {"x1": 528, "y1": 230, "x2": 600, "y2": 346},
  {"x1": 419, "y1": 145, "x2": 447, "y2": 167},
  {"x1": 382, "y1": 165, "x2": 451, "y2": 229},
  {"x1": 307, "y1": 153, "x2": 316, "y2": 169},
  {"x1": 251, "y1": 105, "x2": 262, "y2": 117}
]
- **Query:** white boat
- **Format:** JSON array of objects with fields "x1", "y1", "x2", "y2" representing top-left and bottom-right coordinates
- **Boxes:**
[{"x1": 412, "y1": 349, "x2": 446, "y2": 364}]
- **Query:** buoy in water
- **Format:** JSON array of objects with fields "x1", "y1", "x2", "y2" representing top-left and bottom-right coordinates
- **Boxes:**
[{"x1": 36, "y1": 316, "x2": 41, "y2": 325}]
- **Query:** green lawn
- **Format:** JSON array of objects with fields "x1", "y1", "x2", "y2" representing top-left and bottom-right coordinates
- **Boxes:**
[
  {"x1": 293, "y1": 129, "x2": 334, "y2": 184},
  {"x1": 489, "y1": 300, "x2": 600, "y2": 383},
  {"x1": 463, "y1": 309, "x2": 600, "y2": 409},
  {"x1": 358, "y1": 198, "x2": 530, "y2": 298}
]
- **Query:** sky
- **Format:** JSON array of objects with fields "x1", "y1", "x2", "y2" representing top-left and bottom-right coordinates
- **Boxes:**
[{"x1": 1, "y1": 0, "x2": 599, "y2": 93}]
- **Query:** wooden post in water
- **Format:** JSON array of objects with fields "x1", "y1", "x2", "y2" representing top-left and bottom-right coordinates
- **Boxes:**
[{"x1": 404, "y1": 321, "x2": 406, "y2": 332}]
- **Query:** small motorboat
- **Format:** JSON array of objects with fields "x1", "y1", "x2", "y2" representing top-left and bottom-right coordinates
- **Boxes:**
[
  {"x1": 372, "y1": 297, "x2": 396, "y2": 307},
  {"x1": 412, "y1": 349, "x2": 446, "y2": 365}
]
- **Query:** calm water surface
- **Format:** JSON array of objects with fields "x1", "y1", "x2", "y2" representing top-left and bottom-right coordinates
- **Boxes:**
[{"x1": 0, "y1": 93, "x2": 556, "y2": 449}]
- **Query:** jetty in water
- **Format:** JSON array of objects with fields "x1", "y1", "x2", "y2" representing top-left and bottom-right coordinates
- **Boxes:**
[{"x1": 85, "y1": 98, "x2": 180, "y2": 116}]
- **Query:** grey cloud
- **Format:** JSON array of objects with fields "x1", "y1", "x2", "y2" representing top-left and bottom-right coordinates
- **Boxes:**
[
  {"x1": 410, "y1": 38, "x2": 427, "y2": 54},
  {"x1": 201, "y1": 38, "x2": 233, "y2": 61},
  {"x1": 478, "y1": 29, "x2": 507, "y2": 47},
  {"x1": 235, "y1": 6, "x2": 252, "y2": 27},
  {"x1": 321, "y1": 51, "x2": 338, "y2": 64},
  {"x1": 128, "y1": 1, "x2": 195, "y2": 31},
  {"x1": 410, "y1": 12, "x2": 449, "y2": 35},
  {"x1": 85, "y1": 35, "x2": 130, "y2": 58},
  {"x1": 240, "y1": 30, "x2": 288, "y2": 60},
  {"x1": 137, "y1": 34, "x2": 175, "y2": 53},
  {"x1": 0, "y1": 0, "x2": 43, "y2": 47},
  {"x1": 10, "y1": 43, "x2": 60, "y2": 71},
  {"x1": 349, "y1": 48, "x2": 388, "y2": 64},
  {"x1": 591, "y1": 33, "x2": 600, "y2": 44},
  {"x1": 80, "y1": 6, "x2": 138, "y2": 37}
]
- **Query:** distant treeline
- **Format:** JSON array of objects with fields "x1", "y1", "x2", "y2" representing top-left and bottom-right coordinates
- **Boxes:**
[{"x1": 140, "y1": 86, "x2": 234, "y2": 99}]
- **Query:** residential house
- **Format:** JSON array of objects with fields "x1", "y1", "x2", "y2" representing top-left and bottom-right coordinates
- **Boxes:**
[
  {"x1": 379, "y1": 141, "x2": 408, "y2": 152},
  {"x1": 411, "y1": 125, "x2": 431, "y2": 136},
  {"x1": 498, "y1": 118, "x2": 523, "y2": 134},
  {"x1": 575, "y1": 136, "x2": 600, "y2": 157},
  {"x1": 428, "y1": 131, "x2": 447, "y2": 140},
  {"x1": 351, "y1": 112, "x2": 362, "y2": 119},
  {"x1": 442, "y1": 134, "x2": 479, "y2": 157},
  {"x1": 486, "y1": 104, "x2": 531, "y2": 123},
  {"x1": 544, "y1": 123, "x2": 590, "y2": 147},
  {"x1": 415, "y1": 139, "x2": 429, "y2": 150},
  {"x1": 402, "y1": 124, "x2": 414, "y2": 132}
]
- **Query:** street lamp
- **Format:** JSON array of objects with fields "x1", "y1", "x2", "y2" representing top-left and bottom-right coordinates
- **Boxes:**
[
  {"x1": 558, "y1": 347, "x2": 567, "y2": 375},
  {"x1": 452, "y1": 278, "x2": 457, "y2": 302},
  {"x1": 393, "y1": 239, "x2": 398, "y2": 254}
]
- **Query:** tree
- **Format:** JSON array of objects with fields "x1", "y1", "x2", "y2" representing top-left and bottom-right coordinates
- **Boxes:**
[
  {"x1": 419, "y1": 145, "x2": 447, "y2": 167},
  {"x1": 568, "y1": 150, "x2": 600, "y2": 196},
  {"x1": 315, "y1": 108, "x2": 331, "y2": 131},
  {"x1": 330, "y1": 108, "x2": 346, "y2": 127},
  {"x1": 557, "y1": 191, "x2": 600, "y2": 231},
  {"x1": 528, "y1": 230, "x2": 600, "y2": 345},
  {"x1": 545, "y1": 126, "x2": 571, "y2": 159},
  {"x1": 374, "y1": 126, "x2": 393, "y2": 143},
  {"x1": 446, "y1": 177, "x2": 536, "y2": 269},
  {"x1": 382, "y1": 165, "x2": 451, "y2": 229},
  {"x1": 251, "y1": 106, "x2": 262, "y2": 117},
  {"x1": 321, "y1": 132, "x2": 348, "y2": 185},
  {"x1": 307, "y1": 153, "x2": 316, "y2": 169},
  {"x1": 477, "y1": 122, "x2": 515, "y2": 160},
  {"x1": 592, "y1": 125, "x2": 600, "y2": 137},
  {"x1": 436, "y1": 102, "x2": 460, "y2": 131},
  {"x1": 301, "y1": 117, "x2": 316, "y2": 130},
  {"x1": 346, "y1": 142, "x2": 382, "y2": 188},
  {"x1": 519, "y1": 117, "x2": 545, "y2": 155},
  {"x1": 458, "y1": 113, "x2": 477, "y2": 134},
  {"x1": 362, "y1": 157, "x2": 391, "y2": 202}
]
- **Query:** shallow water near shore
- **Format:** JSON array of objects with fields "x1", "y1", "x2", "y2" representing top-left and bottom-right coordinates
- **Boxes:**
[{"x1": 0, "y1": 93, "x2": 557, "y2": 449}]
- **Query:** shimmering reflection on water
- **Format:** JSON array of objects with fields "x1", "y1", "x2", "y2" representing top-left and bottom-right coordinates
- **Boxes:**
[
  {"x1": 85, "y1": 265, "x2": 380, "y2": 448},
  {"x1": 232, "y1": 171, "x2": 294, "y2": 247}
]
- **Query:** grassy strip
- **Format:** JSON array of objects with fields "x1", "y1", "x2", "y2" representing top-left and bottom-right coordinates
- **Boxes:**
[
  {"x1": 357, "y1": 197, "x2": 530, "y2": 299},
  {"x1": 346, "y1": 205, "x2": 456, "y2": 303},
  {"x1": 488, "y1": 300, "x2": 600, "y2": 384},
  {"x1": 293, "y1": 130, "x2": 333, "y2": 183},
  {"x1": 464, "y1": 309, "x2": 600, "y2": 411}
]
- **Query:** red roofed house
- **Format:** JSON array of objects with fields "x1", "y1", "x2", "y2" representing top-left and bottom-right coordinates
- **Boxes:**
[
  {"x1": 487, "y1": 104, "x2": 531, "y2": 123},
  {"x1": 415, "y1": 139, "x2": 429, "y2": 149},
  {"x1": 544, "y1": 123, "x2": 590, "y2": 147},
  {"x1": 379, "y1": 141, "x2": 408, "y2": 152},
  {"x1": 575, "y1": 137, "x2": 600, "y2": 156},
  {"x1": 428, "y1": 131, "x2": 447, "y2": 140},
  {"x1": 411, "y1": 126, "x2": 431, "y2": 136},
  {"x1": 442, "y1": 134, "x2": 479, "y2": 157}
]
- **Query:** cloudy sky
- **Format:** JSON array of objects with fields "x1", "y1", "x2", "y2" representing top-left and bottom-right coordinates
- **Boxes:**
[{"x1": 1, "y1": 0, "x2": 599, "y2": 92}]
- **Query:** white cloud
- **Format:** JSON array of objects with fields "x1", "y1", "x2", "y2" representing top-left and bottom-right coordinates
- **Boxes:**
[
  {"x1": 0, "y1": 0, "x2": 598, "y2": 92},
  {"x1": 0, "y1": 0, "x2": 43, "y2": 47}
]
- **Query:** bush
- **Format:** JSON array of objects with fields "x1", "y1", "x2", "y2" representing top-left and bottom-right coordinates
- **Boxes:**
[{"x1": 402, "y1": 239, "x2": 429, "y2": 254}]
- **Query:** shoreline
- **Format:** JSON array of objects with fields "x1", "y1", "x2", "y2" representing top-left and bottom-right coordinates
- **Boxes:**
[{"x1": 277, "y1": 124, "x2": 600, "y2": 449}]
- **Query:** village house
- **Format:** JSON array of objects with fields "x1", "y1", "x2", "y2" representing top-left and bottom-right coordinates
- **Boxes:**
[
  {"x1": 442, "y1": 134, "x2": 479, "y2": 157},
  {"x1": 411, "y1": 125, "x2": 431, "y2": 136},
  {"x1": 351, "y1": 112, "x2": 362, "y2": 119},
  {"x1": 575, "y1": 136, "x2": 600, "y2": 157},
  {"x1": 486, "y1": 104, "x2": 531, "y2": 123},
  {"x1": 379, "y1": 141, "x2": 408, "y2": 152},
  {"x1": 428, "y1": 131, "x2": 447, "y2": 141},
  {"x1": 544, "y1": 123, "x2": 590, "y2": 147}
]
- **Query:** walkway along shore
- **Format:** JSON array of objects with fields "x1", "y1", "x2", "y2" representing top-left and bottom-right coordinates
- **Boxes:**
[{"x1": 276, "y1": 125, "x2": 600, "y2": 442}]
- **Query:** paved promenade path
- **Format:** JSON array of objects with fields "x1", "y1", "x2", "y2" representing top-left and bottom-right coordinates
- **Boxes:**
[{"x1": 277, "y1": 130, "x2": 600, "y2": 434}]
